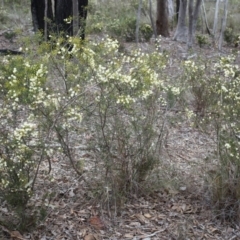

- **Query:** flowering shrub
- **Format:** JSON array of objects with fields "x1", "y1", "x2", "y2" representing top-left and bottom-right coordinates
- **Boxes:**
[
  {"x1": 50, "y1": 36, "x2": 171, "y2": 207},
  {"x1": 182, "y1": 54, "x2": 240, "y2": 221},
  {"x1": 0, "y1": 35, "x2": 175, "y2": 225},
  {"x1": 0, "y1": 54, "x2": 50, "y2": 229}
]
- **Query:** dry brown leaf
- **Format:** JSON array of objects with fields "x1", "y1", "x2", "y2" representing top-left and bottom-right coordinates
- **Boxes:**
[
  {"x1": 135, "y1": 214, "x2": 147, "y2": 224},
  {"x1": 208, "y1": 227, "x2": 221, "y2": 234},
  {"x1": 181, "y1": 203, "x2": 187, "y2": 211},
  {"x1": 172, "y1": 203, "x2": 192, "y2": 213},
  {"x1": 124, "y1": 233, "x2": 134, "y2": 238},
  {"x1": 10, "y1": 230, "x2": 25, "y2": 240},
  {"x1": 84, "y1": 234, "x2": 96, "y2": 240},
  {"x1": 81, "y1": 228, "x2": 88, "y2": 235},
  {"x1": 157, "y1": 214, "x2": 167, "y2": 219},
  {"x1": 143, "y1": 213, "x2": 152, "y2": 218},
  {"x1": 129, "y1": 221, "x2": 141, "y2": 227},
  {"x1": 89, "y1": 216, "x2": 105, "y2": 230}
]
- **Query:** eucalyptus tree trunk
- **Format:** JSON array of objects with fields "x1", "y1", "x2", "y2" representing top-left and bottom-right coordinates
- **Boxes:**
[
  {"x1": 149, "y1": 0, "x2": 157, "y2": 38},
  {"x1": 201, "y1": 0, "x2": 211, "y2": 35},
  {"x1": 168, "y1": 0, "x2": 174, "y2": 21},
  {"x1": 192, "y1": 0, "x2": 202, "y2": 34},
  {"x1": 188, "y1": 0, "x2": 202, "y2": 48},
  {"x1": 156, "y1": 0, "x2": 170, "y2": 37},
  {"x1": 55, "y1": 0, "x2": 88, "y2": 39},
  {"x1": 136, "y1": 0, "x2": 142, "y2": 44},
  {"x1": 173, "y1": 0, "x2": 188, "y2": 42},
  {"x1": 187, "y1": 0, "x2": 193, "y2": 48},
  {"x1": 72, "y1": 0, "x2": 79, "y2": 35},
  {"x1": 44, "y1": 0, "x2": 48, "y2": 41},
  {"x1": 219, "y1": 0, "x2": 228, "y2": 50},
  {"x1": 213, "y1": 0, "x2": 220, "y2": 37},
  {"x1": 176, "y1": 0, "x2": 180, "y2": 23},
  {"x1": 31, "y1": 0, "x2": 88, "y2": 39},
  {"x1": 174, "y1": 0, "x2": 202, "y2": 46},
  {"x1": 31, "y1": 0, "x2": 53, "y2": 36}
]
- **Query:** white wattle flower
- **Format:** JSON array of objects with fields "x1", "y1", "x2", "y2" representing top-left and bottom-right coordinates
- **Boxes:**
[{"x1": 225, "y1": 143, "x2": 231, "y2": 149}]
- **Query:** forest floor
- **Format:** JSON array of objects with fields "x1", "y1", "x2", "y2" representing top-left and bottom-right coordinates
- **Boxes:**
[{"x1": 1, "y1": 32, "x2": 240, "y2": 240}]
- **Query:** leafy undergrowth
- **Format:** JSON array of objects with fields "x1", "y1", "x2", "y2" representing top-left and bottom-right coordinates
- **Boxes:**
[
  {"x1": 1, "y1": 119, "x2": 239, "y2": 239},
  {"x1": 1, "y1": 0, "x2": 240, "y2": 238},
  {"x1": 1, "y1": 33, "x2": 240, "y2": 239}
]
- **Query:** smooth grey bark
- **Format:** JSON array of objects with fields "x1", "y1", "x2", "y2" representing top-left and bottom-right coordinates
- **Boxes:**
[
  {"x1": 201, "y1": 0, "x2": 211, "y2": 35},
  {"x1": 187, "y1": 0, "x2": 194, "y2": 48},
  {"x1": 168, "y1": 0, "x2": 174, "y2": 21},
  {"x1": 173, "y1": 0, "x2": 188, "y2": 42},
  {"x1": 213, "y1": 0, "x2": 220, "y2": 37},
  {"x1": 192, "y1": 0, "x2": 202, "y2": 35},
  {"x1": 188, "y1": 0, "x2": 202, "y2": 48},
  {"x1": 219, "y1": 0, "x2": 228, "y2": 50},
  {"x1": 174, "y1": 0, "x2": 202, "y2": 46},
  {"x1": 149, "y1": 0, "x2": 157, "y2": 38},
  {"x1": 72, "y1": 0, "x2": 79, "y2": 35},
  {"x1": 136, "y1": 0, "x2": 142, "y2": 44},
  {"x1": 44, "y1": 0, "x2": 48, "y2": 41}
]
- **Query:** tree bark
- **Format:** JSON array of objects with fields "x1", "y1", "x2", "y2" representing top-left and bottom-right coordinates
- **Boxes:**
[
  {"x1": 188, "y1": 0, "x2": 203, "y2": 48},
  {"x1": 168, "y1": 0, "x2": 174, "y2": 21},
  {"x1": 219, "y1": 0, "x2": 228, "y2": 50},
  {"x1": 31, "y1": 0, "x2": 88, "y2": 40},
  {"x1": 173, "y1": 0, "x2": 188, "y2": 42},
  {"x1": 201, "y1": 0, "x2": 211, "y2": 35},
  {"x1": 31, "y1": 0, "x2": 53, "y2": 35},
  {"x1": 136, "y1": 0, "x2": 142, "y2": 44},
  {"x1": 54, "y1": 0, "x2": 88, "y2": 39},
  {"x1": 192, "y1": 0, "x2": 202, "y2": 35},
  {"x1": 156, "y1": 0, "x2": 170, "y2": 37},
  {"x1": 77, "y1": 0, "x2": 88, "y2": 39},
  {"x1": 176, "y1": 0, "x2": 180, "y2": 23},
  {"x1": 72, "y1": 0, "x2": 79, "y2": 36},
  {"x1": 149, "y1": 0, "x2": 157, "y2": 38},
  {"x1": 213, "y1": 0, "x2": 220, "y2": 37},
  {"x1": 174, "y1": 0, "x2": 202, "y2": 46},
  {"x1": 44, "y1": 0, "x2": 48, "y2": 41},
  {"x1": 55, "y1": 0, "x2": 72, "y2": 36},
  {"x1": 187, "y1": 0, "x2": 194, "y2": 48}
]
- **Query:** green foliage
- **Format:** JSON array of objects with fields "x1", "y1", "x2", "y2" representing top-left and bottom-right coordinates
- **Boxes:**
[
  {"x1": 50, "y1": 36, "x2": 169, "y2": 207},
  {"x1": 182, "y1": 55, "x2": 240, "y2": 222},
  {"x1": 87, "y1": 0, "x2": 152, "y2": 42},
  {"x1": 224, "y1": 27, "x2": 240, "y2": 46},
  {"x1": 0, "y1": 7, "x2": 8, "y2": 24},
  {"x1": 4, "y1": 30, "x2": 17, "y2": 42},
  {"x1": 139, "y1": 23, "x2": 153, "y2": 42},
  {"x1": 182, "y1": 59, "x2": 213, "y2": 119},
  {"x1": 196, "y1": 34, "x2": 209, "y2": 48},
  {"x1": 0, "y1": 55, "x2": 48, "y2": 104},
  {"x1": 0, "y1": 52, "x2": 49, "y2": 230},
  {"x1": 0, "y1": 33, "x2": 173, "y2": 227},
  {"x1": 4, "y1": 0, "x2": 240, "y2": 232},
  {"x1": 115, "y1": 17, "x2": 153, "y2": 42}
]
